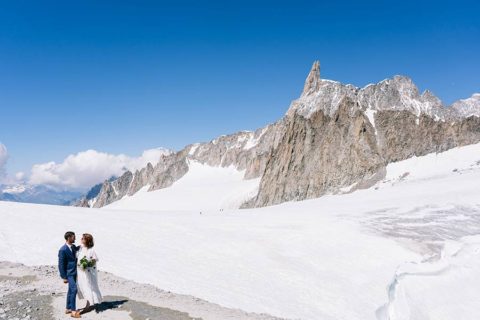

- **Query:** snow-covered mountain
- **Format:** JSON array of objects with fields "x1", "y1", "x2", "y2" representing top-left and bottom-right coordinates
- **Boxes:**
[
  {"x1": 2, "y1": 142, "x2": 480, "y2": 319},
  {"x1": 0, "y1": 184, "x2": 82, "y2": 205},
  {"x1": 451, "y1": 93, "x2": 480, "y2": 118},
  {"x1": 77, "y1": 61, "x2": 480, "y2": 209}
]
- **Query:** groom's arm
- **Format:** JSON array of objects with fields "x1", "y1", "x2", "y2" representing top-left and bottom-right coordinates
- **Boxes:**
[{"x1": 58, "y1": 249, "x2": 67, "y2": 280}]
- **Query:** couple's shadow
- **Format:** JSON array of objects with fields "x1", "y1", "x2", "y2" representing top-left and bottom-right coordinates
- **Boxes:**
[{"x1": 80, "y1": 299, "x2": 128, "y2": 315}]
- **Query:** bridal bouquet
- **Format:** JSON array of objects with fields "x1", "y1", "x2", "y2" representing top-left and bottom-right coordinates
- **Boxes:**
[{"x1": 79, "y1": 256, "x2": 96, "y2": 270}]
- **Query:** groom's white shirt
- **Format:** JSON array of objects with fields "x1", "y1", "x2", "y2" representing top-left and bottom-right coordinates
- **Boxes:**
[{"x1": 66, "y1": 243, "x2": 73, "y2": 252}]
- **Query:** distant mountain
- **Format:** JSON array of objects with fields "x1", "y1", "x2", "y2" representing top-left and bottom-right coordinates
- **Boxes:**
[
  {"x1": 72, "y1": 176, "x2": 116, "y2": 207},
  {"x1": 0, "y1": 184, "x2": 82, "y2": 206},
  {"x1": 76, "y1": 61, "x2": 480, "y2": 209}
]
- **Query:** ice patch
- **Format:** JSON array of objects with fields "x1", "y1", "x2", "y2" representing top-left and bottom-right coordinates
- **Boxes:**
[
  {"x1": 188, "y1": 144, "x2": 200, "y2": 156},
  {"x1": 243, "y1": 127, "x2": 267, "y2": 150}
]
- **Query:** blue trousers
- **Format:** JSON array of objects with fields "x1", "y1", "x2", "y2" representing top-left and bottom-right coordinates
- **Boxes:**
[{"x1": 66, "y1": 275, "x2": 77, "y2": 310}]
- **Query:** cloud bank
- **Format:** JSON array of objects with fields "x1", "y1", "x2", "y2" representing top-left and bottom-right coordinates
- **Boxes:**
[{"x1": 29, "y1": 148, "x2": 171, "y2": 189}]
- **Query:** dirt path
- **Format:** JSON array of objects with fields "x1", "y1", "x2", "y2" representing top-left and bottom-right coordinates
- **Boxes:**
[{"x1": 0, "y1": 262, "x2": 284, "y2": 320}]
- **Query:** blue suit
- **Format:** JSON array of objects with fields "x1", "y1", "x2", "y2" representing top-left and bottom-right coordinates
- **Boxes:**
[{"x1": 58, "y1": 244, "x2": 78, "y2": 310}]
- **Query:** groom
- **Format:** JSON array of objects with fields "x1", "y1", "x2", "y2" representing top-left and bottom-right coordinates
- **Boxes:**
[{"x1": 58, "y1": 231, "x2": 79, "y2": 315}]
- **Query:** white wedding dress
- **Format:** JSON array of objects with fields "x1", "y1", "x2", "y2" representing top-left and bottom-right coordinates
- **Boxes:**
[{"x1": 76, "y1": 245, "x2": 103, "y2": 304}]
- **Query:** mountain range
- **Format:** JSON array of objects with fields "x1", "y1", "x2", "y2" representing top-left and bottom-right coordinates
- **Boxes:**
[
  {"x1": 68, "y1": 61, "x2": 479, "y2": 208},
  {"x1": 0, "y1": 184, "x2": 82, "y2": 205}
]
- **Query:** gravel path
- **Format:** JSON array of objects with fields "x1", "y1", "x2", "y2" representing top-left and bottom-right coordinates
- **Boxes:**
[{"x1": 0, "y1": 262, "x2": 284, "y2": 320}]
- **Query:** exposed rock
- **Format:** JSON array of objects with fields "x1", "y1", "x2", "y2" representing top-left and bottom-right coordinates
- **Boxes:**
[
  {"x1": 129, "y1": 163, "x2": 154, "y2": 196},
  {"x1": 92, "y1": 172, "x2": 133, "y2": 208},
  {"x1": 76, "y1": 61, "x2": 480, "y2": 209},
  {"x1": 149, "y1": 153, "x2": 189, "y2": 191},
  {"x1": 301, "y1": 61, "x2": 321, "y2": 96},
  {"x1": 375, "y1": 110, "x2": 480, "y2": 162},
  {"x1": 252, "y1": 71, "x2": 480, "y2": 207},
  {"x1": 81, "y1": 120, "x2": 286, "y2": 208},
  {"x1": 254, "y1": 97, "x2": 384, "y2": 206},
  {"x1": 0, "y1": 262, "x2": 282, "y2": 320},
  {"x1": 72, "y1": 197, "x2": 90, "y2": 208}
]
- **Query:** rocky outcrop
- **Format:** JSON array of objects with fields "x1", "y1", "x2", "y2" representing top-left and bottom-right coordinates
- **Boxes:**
[
  {"x1": 302, "y1": 60, "x2": 321, "y2": 96},
  {"x1": 91, "y1": 171, "x2": 133, "y2": 208},
  {"x1": 375, "y1": 110, "x2": 480, "y2": 162},
  {"x1": 129, "y1": 163, "x2": 155, "y2": 195},
  {"x1": 73, "y1": 197, "x2": 90, "y2": 207},
  {"x1": 253, "y1": 97, "x2": 384, "y2": 207},
  {"x1": 149, "y1": 153, "x2": 189, "y2": 191},
  {"x1": 251, "y1": 63, "x2": 480, "y2": 206},
  {"x1": 77, "y1": 61, "x2": 480, "y2": 209},
  {"x1": 81, "y1": 121, "x2": 286, "y2": 208}
]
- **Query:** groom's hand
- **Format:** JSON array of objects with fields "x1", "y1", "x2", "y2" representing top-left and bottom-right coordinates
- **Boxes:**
[{"x1": 63, "y1": 279, "x2": 68, "y2": 284}]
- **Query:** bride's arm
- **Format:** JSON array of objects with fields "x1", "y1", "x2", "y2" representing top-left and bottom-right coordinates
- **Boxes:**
[{"x1": 90, "y1": 249, "x2": 99, "y2": 263}]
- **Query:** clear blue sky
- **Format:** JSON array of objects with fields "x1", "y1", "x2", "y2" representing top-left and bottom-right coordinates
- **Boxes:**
[{"x1": 1, "y1": 0, "x2": 479, "y2": 177}]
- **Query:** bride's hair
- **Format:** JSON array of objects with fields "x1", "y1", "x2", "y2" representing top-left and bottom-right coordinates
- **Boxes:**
[{"x1": 82, "y1": 233, "x2": 94, "y2": 248}]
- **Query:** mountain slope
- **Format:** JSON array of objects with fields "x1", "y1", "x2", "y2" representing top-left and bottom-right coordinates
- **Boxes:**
[
  {"x1": 254, "y1": 66, "x2": 480, "y2": 206},
  {"x1": 105, "y1": 160, "x2": 261, "y2": 211},
  {"x1": 3, "y1": 142, "x2": 480, "y2": 319},
  {"x1": 78, "y1": 61, "x2": 480, "y2": 209}
]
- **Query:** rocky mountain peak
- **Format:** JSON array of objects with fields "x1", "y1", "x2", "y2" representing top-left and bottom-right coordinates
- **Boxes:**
[
  {"x1": 302, "y1": 61, "x2": 321, "y2": 96},
  {"x1": 290, "y1": 63, "x2": 450, "y2": 120},
  {"x1": 451, "y1": 93, "x2": 480, "y2": 118},
  {"x1": 421, "y1": 89, "x2": 442, "y2": 104},
  {"x1": 75, "y1": 61, "x2": 480, "y2": 210},
  {"x1": 362, "y1": 75, "x2": 446, "y2": 117}
]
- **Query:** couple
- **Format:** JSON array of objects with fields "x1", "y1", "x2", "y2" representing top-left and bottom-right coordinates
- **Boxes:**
[{"x1": 58, "y1": 231, "x2": 103, "y2": 318}]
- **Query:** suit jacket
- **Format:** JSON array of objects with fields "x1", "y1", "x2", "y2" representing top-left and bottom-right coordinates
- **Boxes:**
[{"x1": 58, "y1": 244, "x2": 78, "y2": 279}]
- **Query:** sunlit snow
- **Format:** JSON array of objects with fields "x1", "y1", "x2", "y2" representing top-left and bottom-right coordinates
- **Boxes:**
[{"x1": 1, "y1": 143, "x2": 479, "y2": 319}]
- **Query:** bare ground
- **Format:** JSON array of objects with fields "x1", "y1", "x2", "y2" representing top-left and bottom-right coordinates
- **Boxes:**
[{"x1": 0, "y1": 261, "x2": 285, "y2": 320}]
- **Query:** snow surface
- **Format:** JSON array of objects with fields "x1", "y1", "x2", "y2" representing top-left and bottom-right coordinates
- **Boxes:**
[
  {"x1": 105, "y1": 160, "x2": 261, "y2": 211},
  {"x1": 451, "y1": 93, "x2": 480, "y2": 118},
  {"x1": 188, "y1": 143, "x2": 200, "y2": 156},
  {"x1": 383, "y1": 143, "x2": 480, "y2": 183},
  {"x1": 243, "y1": 127, "x2": 267, "y2": 150},
  {"x1": 1, "y1": 143, "x2": 480, "y2": 319}
]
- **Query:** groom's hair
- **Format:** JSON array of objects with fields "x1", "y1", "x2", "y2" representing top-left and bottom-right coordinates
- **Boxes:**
[{"x1": 64, "y1": 231, "x2": 75, "y2": 240}]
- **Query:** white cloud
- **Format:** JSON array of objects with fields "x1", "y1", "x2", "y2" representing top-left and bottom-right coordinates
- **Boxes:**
[
  {"x1": 15, "y1": 172, "x2": 25, "y2": 181},
  {"x1": 0, "y1": 143, "x2": 8, "y2": 180},
  {"x1": 29, "y1": 148, "x2": 171, "y2": 189}
]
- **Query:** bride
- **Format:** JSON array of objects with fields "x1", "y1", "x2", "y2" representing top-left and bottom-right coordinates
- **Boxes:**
[{"x1": 73, "y1": 233, "x2": 102, "y2": 318}]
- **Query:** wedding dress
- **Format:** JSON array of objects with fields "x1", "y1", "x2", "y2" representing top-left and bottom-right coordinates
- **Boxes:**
[{"x1": 76, "y1": 245, "x2": 102, "y2": 304}]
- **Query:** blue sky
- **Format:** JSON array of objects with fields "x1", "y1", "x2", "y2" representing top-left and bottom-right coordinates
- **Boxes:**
[{"x1": 0, "y1": 0, "x2": 479, "y2": 183}]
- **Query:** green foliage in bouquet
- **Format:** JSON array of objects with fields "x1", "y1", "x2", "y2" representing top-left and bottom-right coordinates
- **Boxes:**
[{"x1": 79, "y1": 256, "x2": 96, "y2": 270}]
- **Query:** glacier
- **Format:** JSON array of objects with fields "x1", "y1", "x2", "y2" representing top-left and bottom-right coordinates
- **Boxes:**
[{"x1": 1, "y1": 143, "x2": 480, "y2": 319}]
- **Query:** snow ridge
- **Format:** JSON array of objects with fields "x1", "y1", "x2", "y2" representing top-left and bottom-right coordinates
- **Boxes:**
[
  {"x1": 451, "y1": 93, "x2": 480, "y2": 118},
  {"x1": 288, "y1": 62, "x2": 478, "y2": 121}
]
